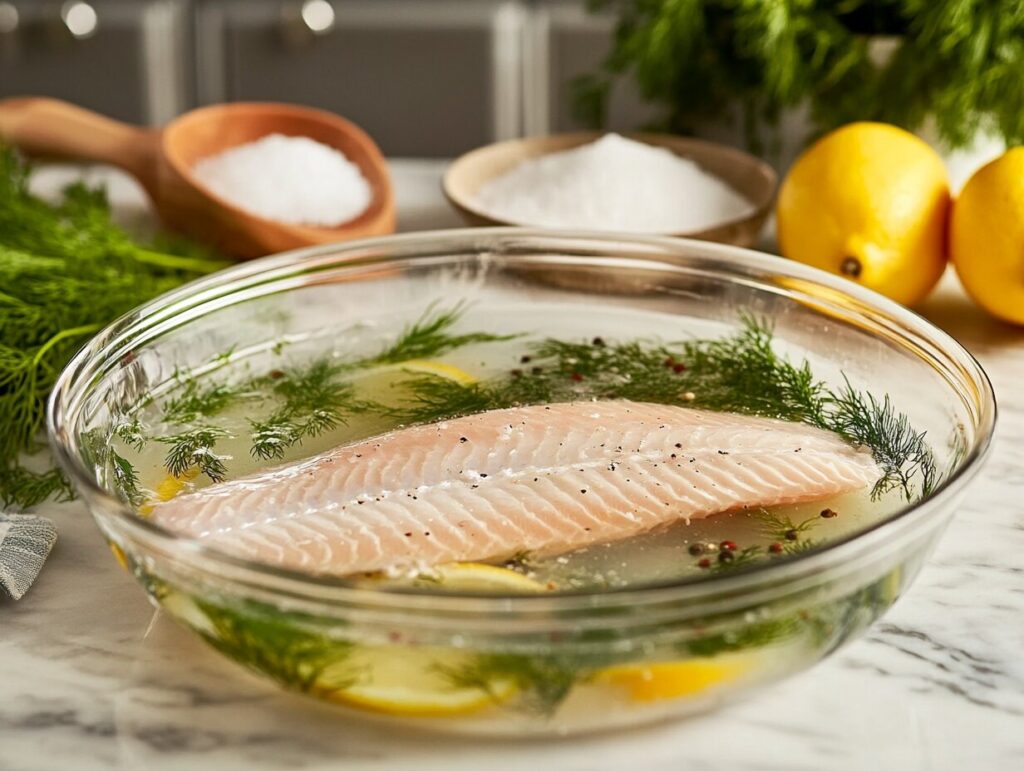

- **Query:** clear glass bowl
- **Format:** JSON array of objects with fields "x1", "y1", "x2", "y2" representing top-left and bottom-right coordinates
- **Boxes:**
[{"x1": 47, "y1": 230, "x2": 995, "y2": 736}]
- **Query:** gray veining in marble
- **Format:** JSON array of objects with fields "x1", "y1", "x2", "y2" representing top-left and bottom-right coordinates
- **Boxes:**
[{"x1": 1, "y1": 164, "x2": 1022, "y2": 771}]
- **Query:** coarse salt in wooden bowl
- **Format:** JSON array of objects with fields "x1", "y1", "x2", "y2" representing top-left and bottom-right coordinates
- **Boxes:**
[{"x1": 443, "y1": 132, "x2": 777, "y2": 248}]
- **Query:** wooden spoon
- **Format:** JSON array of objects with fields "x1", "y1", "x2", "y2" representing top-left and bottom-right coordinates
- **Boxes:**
[{"x1": 0, "y1": 97, "x2": 395, "y2": 258}]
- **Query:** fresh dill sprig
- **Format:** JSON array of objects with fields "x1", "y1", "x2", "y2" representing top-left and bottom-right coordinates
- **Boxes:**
[
  {"x1": 157, "y1": 426, "x2": 229, "y2": 481},
  {"x1": 756, "y1": 510, "x2": 820, "y2": 541},
  {"x1": 389, "y1": 375, "x2": 499, "y2": 425},
  {"x1": 826, "y1": 380, "x2": 936, "y2": 500},
  {"x1": 0, "y1": 465, "x2": 75, "y2": 509},
  {"x1": 195, "y1": 599, "x2": 355, "y2": 694},
  {"x1": 163, "y1": 379, "x2": 257, "y2": 426},
  {"x1": 436, "y1": 650, "x2": 610, "y2": 716},
  {"x1": 250, "y1": 361, "x2": 372, "y2": 461},
  {"x1": 365, "y1": 303, "x2": 517, "y2": 366},
  {"x1": 110, "y1": 450, "x2": 144, "y2": 507},
  {"x1": 682, "y1": 614, "x2": 803, "y2": 657},
  {"x1": 114, "y1": 417, "x2": 147, "y2": 452},
  {"x1": 678, "y1": 317, "x2": 827, "y2": 424},
  {"x1": 754, "y1": 510, "x2": 826, "y2": 557},
  {"x1": 0, "y1": 145, "x2": 226, "y2": 509}
]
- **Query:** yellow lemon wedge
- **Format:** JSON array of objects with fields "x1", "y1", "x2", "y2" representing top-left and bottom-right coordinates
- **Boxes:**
[
  {"x1": 138, "y1": 467, "x2": 200, "y2": 515},
  {"x1": 597, "y1": 656, "x2": 750, "y2": 703},
  {"x1": 330, "y1": 646, "x2": 515, "y2": 717},
  {"x1": 398, "y1": 359, "x2": 477, "y2": 385},
  {"x1": 777, "y1": 122, "x2": 950, "y2": 306}
]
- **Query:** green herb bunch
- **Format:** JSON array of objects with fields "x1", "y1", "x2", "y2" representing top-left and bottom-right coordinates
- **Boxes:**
[
  {"x1": 579, "y1": 0, "x2": 1024, "y2": 151},
  {"x1": 0, "y1": 146, "x2": 226, "y2": 509}
]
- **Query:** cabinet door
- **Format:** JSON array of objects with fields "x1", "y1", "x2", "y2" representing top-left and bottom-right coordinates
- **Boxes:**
[
  {"x1": 524, "y1": 0, "x2": 655, "y2": 135},
  {"x1": 0, "y1": 0, "x2": 187, "y2": 124},
  {"x1": 198, "y1": 0, "x2": 523, "y2": 157}
]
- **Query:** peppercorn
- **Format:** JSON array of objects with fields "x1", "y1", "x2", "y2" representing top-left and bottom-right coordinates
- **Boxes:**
[
  {"x1": 785, "y1": 529, "x2": 799, "y2": 541},
  {"x1": 718, "y1": 550, "x2": 734, "y2": 564},
  {"x1": 570, "y1": 372, "x2": 584, "y2": 382},
  {"x1": 720, "y1": 540, "x2": 737, "y2": 552},
  {"x1": 697, "y1": 558, "x2": 712, "y2": 569},
  {"x1": 820, "y1": 508, "x2": 838, "y2": 518},
  {"x1": 768, "y1": 542, "x2": 784, "y2": 554},
  {"x1": 673, "y1": 363, "x2": 687, "y2": 373},
  {"x1": 688, "y1": 542, "x2": 705, "y2": 556}
]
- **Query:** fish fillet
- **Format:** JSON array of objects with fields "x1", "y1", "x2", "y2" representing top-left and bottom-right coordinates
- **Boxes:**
[{"x1": 151, "y1": 401, "x2": 879, "y2": 575}]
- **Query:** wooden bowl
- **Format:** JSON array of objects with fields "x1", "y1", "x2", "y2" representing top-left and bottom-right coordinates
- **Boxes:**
[
  {"x1": 443, "y1": 132, "x2": 776, "y2": 248},
  {"x1": 159, "y1": 103, "x2": 395, "y2": 258},
  {"x1": 0, "y1": 98, "x2": 395, "y2": 259}
]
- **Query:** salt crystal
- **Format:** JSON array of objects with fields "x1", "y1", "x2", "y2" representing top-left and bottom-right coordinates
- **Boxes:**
[
  {"x1": 192, "y1": 133, "x2": 371, "y2": 227},
  {"x1": 473, "y1": 133, "x2": 754, "y2": 233}
]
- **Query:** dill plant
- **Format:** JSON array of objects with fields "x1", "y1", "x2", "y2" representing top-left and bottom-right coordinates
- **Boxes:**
[
  {"x1": 0, "y1": 147, "x2": 226, "y2": 508},
  {"x1": 579, "y1": 0, "x2": 1024, "y2": 151}
]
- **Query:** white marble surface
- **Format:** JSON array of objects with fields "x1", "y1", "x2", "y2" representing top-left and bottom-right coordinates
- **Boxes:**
[{"x1": 2, "y1": 162, "x2": 1023, "y2": 771}]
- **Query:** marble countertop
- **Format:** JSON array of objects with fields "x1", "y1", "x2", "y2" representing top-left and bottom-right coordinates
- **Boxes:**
[{"x1": 2, "y1": 162, "x2": 1022, "y2": 771}]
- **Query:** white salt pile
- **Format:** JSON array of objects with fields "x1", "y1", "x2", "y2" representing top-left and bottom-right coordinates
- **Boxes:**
[
  {"x1": 192, "y1": 134, "x2": 371, "y2": 227},
  {"x1": 473, "y1": 133, "x2": 754, "y2": 233}
]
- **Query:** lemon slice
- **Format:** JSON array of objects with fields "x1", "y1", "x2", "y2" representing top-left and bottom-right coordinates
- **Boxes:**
[
  {"x1": 329, "y1": 646, "x2": 515, "y2": 716},
  {"x1": 430, "y1": 562, "x2": 546, "y2": 592},
  {"x1": 597, "y1": 655, "x2": 750, "y2": 702},
  {"x1": 363, "y1": 562, "x2": 547, "y2": 594},
  {"x1": 397, "y1": 359, "x2": 477, "y2": 385}
]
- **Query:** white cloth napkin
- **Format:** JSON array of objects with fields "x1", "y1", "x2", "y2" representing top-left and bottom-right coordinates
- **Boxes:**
[{"x1": 0, "y1": 513, "x2": 57, "y2": 600}]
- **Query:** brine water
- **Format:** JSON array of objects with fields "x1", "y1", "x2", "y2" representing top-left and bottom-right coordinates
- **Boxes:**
[{"x1": 111, "y1": 301, "x2": 911, "y2": 590}]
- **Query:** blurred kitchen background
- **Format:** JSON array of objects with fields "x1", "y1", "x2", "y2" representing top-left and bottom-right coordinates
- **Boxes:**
[{"x1": 0, "y1": 0, "x2": 653, "y2": 157}]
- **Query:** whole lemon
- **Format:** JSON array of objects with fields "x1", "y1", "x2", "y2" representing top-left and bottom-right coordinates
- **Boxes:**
[
  {"x1": 777, "y1": 122, "x2": 950, "y2": 306},
  {"x1": 950, "y1": 148, "x2": 1024, "y2": 324}
]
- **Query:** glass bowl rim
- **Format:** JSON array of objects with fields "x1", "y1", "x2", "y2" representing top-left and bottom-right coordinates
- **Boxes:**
[{"x1": 46, "y1": 228, "x2": 997, "y2": 611}]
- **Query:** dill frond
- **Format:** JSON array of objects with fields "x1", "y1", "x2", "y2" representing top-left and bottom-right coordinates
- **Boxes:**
[
  {"x1": 157, "y1": 427, "x2": 229, "y2": 481},
  {"x1": 826, "y1": 380, "x2": 936, "y2": 501},
  {"x1": 682, "y1": 615, "x2": 803, "y2": 657},
  {"x1": 676, "y1": 317, "x2": 826, "y2": 423},
  {"x1": 163, "y1": 379, "x2": 258, "y2": 425},
  {"x1": 0, "y1": 465, "x2": 74, "y2": 509},
  {"x1": 195, "y1": 599, "x2": 355, "y2": 694},
  {"x1": 756, "y1": 510, "x2": 820, "y2": 541},
  {"x1": 248, "y1": 361, "x2": 371, "y2": 461},
  {"x1": 110, "y1": 450, "x2": 144, "y2": 507},
  {"x1": 389, "y1": 374, "x2": 500, "y2": 425},
  {"x1": 114, "y1": 417, "x2": 146, "y2": 452},
  {"x1": 0, "y1": 145, "x2": 226, "y2": 508},
  {"x1": 366, "y1": 302, "x2": 517, "y2": 366},
  {"x1": 436, "y1": 652, "x2": 593, "y2": 716}
]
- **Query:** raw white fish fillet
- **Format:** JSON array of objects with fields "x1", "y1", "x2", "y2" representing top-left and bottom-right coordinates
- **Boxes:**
[{"x1": 151, "y1": 401, "x2": 879, "y2": 575}]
